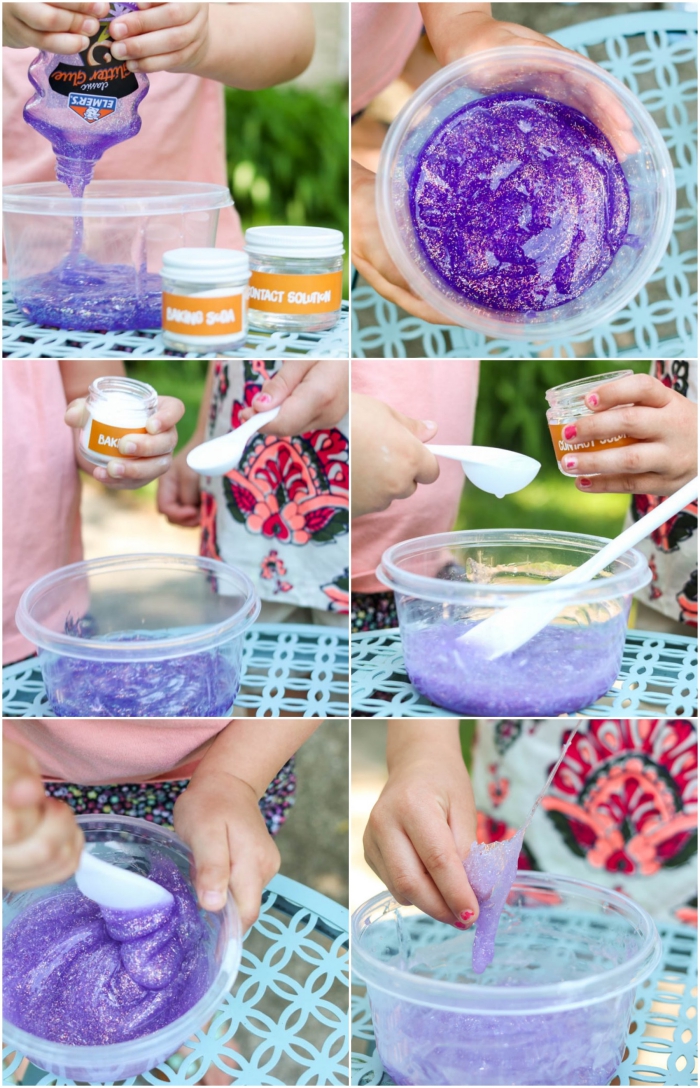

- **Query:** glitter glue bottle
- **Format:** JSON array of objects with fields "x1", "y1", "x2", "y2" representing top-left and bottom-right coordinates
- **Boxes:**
[
  {"x1": 23, "y1": 3, "x2": 149, "y2": 195},
  {"x1": 545, "y1": 369, "x2": 635, "y2": 474},
  {"x1": 80, "y1": 375, "x2": 158, "y2": 466}
]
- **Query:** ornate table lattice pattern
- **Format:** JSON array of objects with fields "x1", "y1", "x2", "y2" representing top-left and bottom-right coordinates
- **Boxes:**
[
  {"x1": 351, "y1": 628, "x2": 697, "y2": 717},
  {"x1": 3, "y1": 874, "x2": 349, "y2": 1086},
  {"x1": 352, "y1": 11, "x2": 697, "y2": 359},
  {"x1": 351, "y1": 922, "x2": 697, "y2": 1086},
  {"x1": 2, "y1": 623, "x2": 349, "y2": 718},
  {"x1": 2, "y1": 288, "x2": 349, "y2": 360}
]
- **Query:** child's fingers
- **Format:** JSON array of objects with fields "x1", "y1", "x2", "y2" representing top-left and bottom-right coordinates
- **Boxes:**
[
  {"x1": 405, "y1": 810, "x2": 480, "y2": 925},
  {"x1": 117, "y1": 427, "x2": 177, "y2": 458},
  {"x1": 585, "y1": 374, "x2": 670, "y2": 412},
  {"x1": 353, "y1": 254, "x2": 458, "y2": 326},
  {"x1": 7, "y1": 774, "x2": 46, "y2": 810},
  {"x1": 64, "y1": 398, "x2": 90, "y2": 429},
  {"x1": 110, "y1": 2, "x2": 197, "y2": 41},
  {"x1": 576, "y1": 472, "x2": 669, "y2": 495},
  {"x1": 229, "y1": 839, "x2": 281, "y2": 932},
  {"x1": 19, "y1": 2, "x2": 102, "y2": 34},
  {"x1": 564, "y1": 405, "x2": 660, "y2": 445},
  {"x1": 147, "y1": 396, "x2": 186, "y2": 434},
  {"x1": 560, "y1": 441, "x2": 668, "y2": 480},
  {"x1": 5, "y1": 800, "x2": 84, "y2": 890},
  {"x1": 156, "y1": 467, "x2": 202, "y2": 526},
  {"x1": 374, "y1": 833, "x2": 458, "y2": 926},
  {"x1": 93, "y1": 454, "x2": 172, "y2": 486},
  {"x1": 188, "y1": 822, "x2": 231, "y2": 913}
]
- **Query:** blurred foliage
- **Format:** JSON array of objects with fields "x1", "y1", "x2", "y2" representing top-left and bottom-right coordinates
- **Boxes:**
[
  {"x1": 459, "y1": 720, "x2": 477, "y2": 769},
  {"x1": 125, "y1": 361, "x2": 208, "y2": 452},
  {"x1": 457, "y1": 360, "x2": 653, "y2": 539},
  {"x1": 225, "y1": 84, "x2": 349, "y2": 290}
]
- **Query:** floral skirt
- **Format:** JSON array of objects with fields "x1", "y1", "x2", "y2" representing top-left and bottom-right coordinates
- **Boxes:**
[{"x1": 44, "y1": 757, "x2": 296, "y2": 837}]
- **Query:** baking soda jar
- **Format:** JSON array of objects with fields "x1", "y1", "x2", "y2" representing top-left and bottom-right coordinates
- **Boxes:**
[
  {"x1": 546, "y1": 369, "x2": 635, "y2": 474},
  {"x1": 161, "y1": 248, "x2": 250, "y2": 353},
  {"x1": 80, "y1": 375, "x2": 158, "y2": 466},
  {"x1": 23, "y1": 2, "x2": 149, "y2": 195},
  {"x1": 246, "y1": 226, "x2": 344, "y2": 332}
]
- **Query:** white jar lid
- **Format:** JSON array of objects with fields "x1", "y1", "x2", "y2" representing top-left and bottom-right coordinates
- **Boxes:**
[
  {"x1": 245, "y1": 226, "x2": 345, "y2": 259},
  {"x1": 161, "y1": 248, "x2": 250, "y2": 284}
]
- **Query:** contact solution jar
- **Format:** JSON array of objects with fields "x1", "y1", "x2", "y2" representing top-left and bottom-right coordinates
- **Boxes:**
[
  {"x1": 246, "y1": 226, "x2": 344, "y2": 331},
  {"x1": 161, "y1": 248, "x2": 249, "y2": 352},
  {"x1": 80, "y1": 375, "x2": 157, "y2": 466},
  {"x1": 546, "y1": 369, "x2": 635, "y2": 474}
]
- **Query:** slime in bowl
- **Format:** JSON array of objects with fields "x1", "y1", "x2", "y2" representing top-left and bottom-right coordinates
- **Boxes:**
[
  {"x1": 352, "y1": 874, "x2": 661, "y2": 1086},
  {"x1": 15, "y1": 553, "x2": 260, "y2": 717},
  {"x1": 377, "y1": 45, "x2": 675, "y2": 339},
  {"x1": 2, "y1": 816, "x2": 241, "y2": 1082},
  {"x1": 376, "y1": 529, "x2": 650, "y2": 717}
]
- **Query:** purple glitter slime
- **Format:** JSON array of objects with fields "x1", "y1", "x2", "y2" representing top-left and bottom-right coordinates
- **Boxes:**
[
  {"x1": 464, "y1": 832, "x2": 524, "y2": 974},
  {"x1": 401, "y1": 617, "x2": 626, "y2": 715},
  {"x1": 39, "y1": 631, "x2": 242, "y2": 717},
  {"x1": 409, "y1": 92, "x2": 630, "y2": 312},
  {"x1": 3, "y1": 855, "x2": 210, "y2": 1045}
]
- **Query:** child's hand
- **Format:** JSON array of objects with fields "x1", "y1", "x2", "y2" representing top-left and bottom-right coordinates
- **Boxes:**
[
  {"x1": 2, "y1": 2, "x2": 107, "y2": 52},
  {"x1": 351, "y1": 393, "x2": 439, "y2": 517},
  {"x1": 108, "y1": 2, "x2": 209, "y2": 74},
  {"x1": 364, "y1": 724, "x2": 479, "y2": 928},
  {"x1": 157, "y1": 447, "x2": 202, "y2": 527},
  {"x1": 174, "y1": 770, "x2": 280, "y2": 931},
  {"x1": 352, "y1": 161, "x2": 458, "y2": 326},
  {"x1": 3, "y1": 738, "x2": 83, "y2": 891},
  {"x1": 65, "y1": 395, "x2": 184, "y2": 489},
  {"x1": 559, "y1": 374, "x2": 698, "y2": 495},
  {"x1": 239, "y1": 360, "x2": 349, "y2": 436}
]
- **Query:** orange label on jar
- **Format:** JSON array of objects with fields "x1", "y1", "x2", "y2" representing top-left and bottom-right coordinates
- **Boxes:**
[
  {"x1": 88, "y1": 419, "x2": 147, "y2": 457},
  {"x1": 549, "y1": 423, "x2": 635, "y2": 460},
  {"x1": 162, "y1": 292, "x2": 244, "y2": 337},
  {"x1": 249, "y1": 271, "x2": 342, "y2": 314}
]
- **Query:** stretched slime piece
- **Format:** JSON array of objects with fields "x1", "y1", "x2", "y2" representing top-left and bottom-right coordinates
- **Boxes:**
[
  {"x1": 464, "y1": 723, "x2": 580, "y2": 973},
  {"x1": 3, "y1": 854, "x2": 210, "y2": 1045}
]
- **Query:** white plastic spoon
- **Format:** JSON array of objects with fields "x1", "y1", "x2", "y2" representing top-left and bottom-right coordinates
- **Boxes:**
[
  {"x1": 426, "y1": 445, "x2": 541, "y2": 497},
  {"x1": 75, "y1": 849, "x2": 173, "y2": 911},
  {"x1": 458, "y1": 476, "x2": 698, "y2": 659},
  {"x1": 187, "y1": 406, "x2": 281, "y2": 476}
]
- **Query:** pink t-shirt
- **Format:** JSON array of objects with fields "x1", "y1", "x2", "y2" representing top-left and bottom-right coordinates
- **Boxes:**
[
  {"x1": 3, "y1": 361, "x2": 83, "y2": 665},
  {"x1": 351, "y1": 3, "x2": 423, "y2": 115},
  {"x1": 352, "y1": 360, "x2": 479, "y2": 593},
  {"x1": 3, "y1": 52, "x2": 242, "y2": 250},
  {"x1": 4, "y1": 720, "x2": 231, "y2": 783}
]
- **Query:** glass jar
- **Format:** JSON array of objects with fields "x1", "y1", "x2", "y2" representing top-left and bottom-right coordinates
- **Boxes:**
[
  {"x1": 161, "y1": 248, "x2": 249, "y2": 353},
  {"x1": 80, "y1": 375, "x2": 158, "y2": 466},
  {"x1": 545, "y1": 369, "x2": 635, "y2": 475},
  {"x1": 245, "y1": 226, "x2": 344, "y2": 332}
]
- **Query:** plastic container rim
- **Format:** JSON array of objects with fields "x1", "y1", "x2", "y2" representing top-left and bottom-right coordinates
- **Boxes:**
[
  {"x1": 16, "y1": 552, "x2": 261, "y2": 660},
  {"x1": 2, "y1": 180, "x2": 234, "y2": 217},
  {"x1": 352, "y1": 873, "x2": 662, "y2": 1013},
  {"x1": 2, "y1": 815, "x2": 241, "y2": 1078},
  {"x1": 376, "y1": 528, "x2": 651, "y2": 606},
  {"x1": 376, "y1": 44, "x2": 676, "y2": 340}
]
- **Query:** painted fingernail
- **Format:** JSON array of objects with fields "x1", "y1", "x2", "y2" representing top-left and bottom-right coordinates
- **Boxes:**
[
  {"x1": 564, "y1": 457, "x2": 577, "y2": 472},
  {"x1": 454, "y1": 921, "x2": 467, "y2": 930},
  {"x1": 586, "y1": 393, "x2": 599, "y2": 407},
  {"x1": 254, "y1": 393, "x2": 272, "y2": 406},
  {"x1": 579, "y1": 477, "x2": 593, "y2": 488},
  {"x1": 563, "y1": 424, "x2": 577, "y2": 440},
  {"x1": 460, "y1": 910, "x2": 475, "y2": 921},
  {"x1": 110, "y1": 20, "x2": 127, "y2": 38},
  {"x1": 108, "y1": 462, "x2": 126, "y2": 478},
  {"x1": 120, "y1": 440, "x2": 137, "y2": 455}
]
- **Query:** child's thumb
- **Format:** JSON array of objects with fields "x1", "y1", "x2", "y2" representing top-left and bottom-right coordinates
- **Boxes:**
[
  {"x1": 64, "y1": 398, "x2": 89, "y2": 430},
  {"x1": 250, "y1": 361, "x2": 315, "y2": 412},
  {"x1": 394, "y1": 409, "x2": 439, "y2": 444}
]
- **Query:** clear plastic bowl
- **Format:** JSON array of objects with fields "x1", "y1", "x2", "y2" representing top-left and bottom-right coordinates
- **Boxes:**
[
  {"x1": 377, "y1": 46, "x2": 675, "y2": 340},
  {"x1": 353, "y1": 874, "x2": 661, "y2": 1086},
  {"x1": 3, "y1": 815, "x2": 241, "y2": 1082},
  {"x1": 2, "y1": 180, "x2": 233, "y2": 331},
  {"x1": 16, "y1": 553, "x2": 260, "y2": 717},
  {"x1": 376, "y1": 528, "x2": 650, "y2": 716}
]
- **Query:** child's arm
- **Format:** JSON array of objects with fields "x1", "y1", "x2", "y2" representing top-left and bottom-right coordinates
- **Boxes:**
[
  {"x1": 173, "y1": 721, "x2": 318, "y2": 929},
  {"x1": 2, "y1": 2, "x2": 107, "y2": 51},
  {"x1": 559, "y1": 373, "x2": 698, "y2": 494},
  {"x1": 60, "y1": 361, "x2": 185, "y2": 489},
  {"x1": 351, "y1": 393, "x2": 440, "y2": 517},
  {"x1": 157, "y1": 360, "x2": 215, "y2": 527},
  {"x1": 239, "y1": 360, "x2": 349, "y2": 435},
  {"x1": 364, "y1": 722, "x2": 479, "y2": 927},
  {"x1": 108, "y1": 3, "x2": 315, "y2": 87},
  {"x1": 3, "y1": 737, "x2": 83, "y2": 891}
]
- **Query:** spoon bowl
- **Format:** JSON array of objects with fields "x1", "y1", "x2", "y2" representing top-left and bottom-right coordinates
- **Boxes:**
[
  {"x1": 427, "y1": 445, "x2": 540, "y2": 497},
  {"x1": 75, "y1": 848, "x2": 174, "y2": 912},
  {"x1": 187, "y1": 406, "x2": 280, "y2": 476}
]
